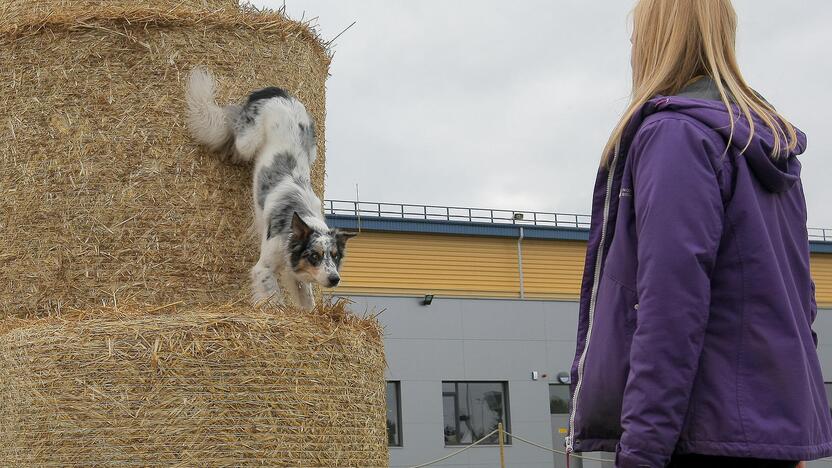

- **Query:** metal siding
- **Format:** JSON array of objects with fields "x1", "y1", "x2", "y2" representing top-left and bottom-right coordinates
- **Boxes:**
[
  {"x1": 335, "y1": 232, "x2": 521, "y2": 298},
  {"x1": 332, "y1": 230, "x2": 832, "y2": 306},
  {"x1": 521, "y1": 239, "x2": 586, "y2": 299},
  {"x1": 343, "y1": 295, "x2": 579, "y2": 468},
  {"x1": 813, "y1": 253, "x2": 832, "y2": 307},
  {"x1": 811, "y1": 242, "x2": 832, "y2": 254}
]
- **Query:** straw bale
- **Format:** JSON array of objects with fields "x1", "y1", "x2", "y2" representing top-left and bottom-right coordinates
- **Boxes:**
[
  {"x1": 0, "y1": 0, "x2": 242, "y2": 25},
  {"x1": 0, "y1": 5, "x2": 331, "y2": 317},
  {"x1": 0, "y1": 301, "x2": 388, "y2": 467}
]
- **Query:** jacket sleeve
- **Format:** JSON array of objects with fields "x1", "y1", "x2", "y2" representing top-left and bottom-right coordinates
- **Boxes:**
[{"x1": 615, "y1": 118, "x2": 724, "y2": 468}]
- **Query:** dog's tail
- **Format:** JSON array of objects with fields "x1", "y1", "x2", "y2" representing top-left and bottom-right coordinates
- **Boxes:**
[{"x1": 186, "y1": 68, "x2": 238, "y2": 156}]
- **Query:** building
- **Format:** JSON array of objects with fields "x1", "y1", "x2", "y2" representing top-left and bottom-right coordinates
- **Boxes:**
[{"x1": 325, "y1": 200, "x2": 832, "y2": 468}]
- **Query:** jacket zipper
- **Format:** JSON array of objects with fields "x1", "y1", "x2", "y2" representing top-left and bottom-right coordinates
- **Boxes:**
[{"x1": 566, "y1": 141, "x2": 621, "y2": 453}]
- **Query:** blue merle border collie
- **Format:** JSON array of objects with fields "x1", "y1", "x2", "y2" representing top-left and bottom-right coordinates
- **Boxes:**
[{"x1": 185, "y1": 68, "x2": 356, "y2": 309}]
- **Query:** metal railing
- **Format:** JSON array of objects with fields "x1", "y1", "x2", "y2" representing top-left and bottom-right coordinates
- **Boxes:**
[
  {"x1": 325, "y1": 200, "x2": 832, "y2": 242},
  {"x1": 324, "y1": 199, "x2": 591, "y2": 230},
  {"x1": 809, "y1": 228, "x2": 831, "y2": 243}
]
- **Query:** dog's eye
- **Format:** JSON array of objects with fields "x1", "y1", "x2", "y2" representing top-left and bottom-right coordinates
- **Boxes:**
[{"x1": 308, "y1": 253, "x2": 320, "y2": 262}]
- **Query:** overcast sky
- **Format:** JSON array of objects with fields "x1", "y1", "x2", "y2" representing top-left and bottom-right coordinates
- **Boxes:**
[{"x1": 254, "y1": 0, "x2": 832, "y2": 228}]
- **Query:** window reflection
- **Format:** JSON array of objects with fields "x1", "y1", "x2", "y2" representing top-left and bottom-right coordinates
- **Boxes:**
[
  {"x1": 442, "y1": 381, "x2": 510, "y2": 445},
  {"x1": 386, "y1": 382, "x2": 402, "y2": 446},
  {"x1": 549, "y1": 384, "x2": 571, "y2": 414}
]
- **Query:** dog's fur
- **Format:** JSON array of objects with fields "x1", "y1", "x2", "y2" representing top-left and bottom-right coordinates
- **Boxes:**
[{"x1": 185, "y1": 68, "x2": 356, "y2": 309}]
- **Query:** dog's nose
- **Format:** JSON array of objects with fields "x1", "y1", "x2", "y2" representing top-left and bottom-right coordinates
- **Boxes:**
[{"x1": 328, "y1": 275, "x2": 340, "y2": 287}]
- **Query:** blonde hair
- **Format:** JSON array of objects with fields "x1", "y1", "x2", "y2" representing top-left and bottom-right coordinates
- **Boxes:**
[{"x1": 602, "y1": 0, "x2": 798, "y2": 165}]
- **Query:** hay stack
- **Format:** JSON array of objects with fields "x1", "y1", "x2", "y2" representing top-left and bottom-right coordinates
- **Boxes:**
[
  {"x1": 0, "y1": 2, "x2": 389, "y2": 466},
  {"x1": 0, "y1": 1, "x2": 330, "y2": 317},
  {"x1": 0, "y1": 0, "x2": 241, "y2": 23},
  {"x1": 0, "y1": 302, "x2": 388, "y2": 467}
]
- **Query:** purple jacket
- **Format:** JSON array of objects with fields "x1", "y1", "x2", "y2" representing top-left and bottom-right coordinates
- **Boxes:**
[{"x1": 567, "y1": 78, "x2": 832, "y2": 467}]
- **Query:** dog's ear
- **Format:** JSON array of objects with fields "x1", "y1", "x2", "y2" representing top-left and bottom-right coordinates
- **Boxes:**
[
  {"x1": 333, "y1": 230, "x2": 358, "y2": 248},
  {"x1": 291, "y1": 212, "x2": 313, "y2": 240}
]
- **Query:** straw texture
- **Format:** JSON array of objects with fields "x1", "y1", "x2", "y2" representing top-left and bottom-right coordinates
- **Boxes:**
[
  {"x1": 0, "y1": 4, "x2": 331, "y2": 317},
  {"x1": 0, "y1": 0, "x2": 241, "y2": 24},
  {"x1": 0, "y1": 301, "x2": 388, "y2": 467}
]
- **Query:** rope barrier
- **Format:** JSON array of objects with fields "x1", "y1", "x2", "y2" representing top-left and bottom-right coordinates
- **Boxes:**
[
  {"x1": 408, "y1": 426, "x2": 832, "y2": 467},
  {"x1": 406, "y1": 427, "x2": 611, "y2": 467},
  {"x1": 502, "y1": 430, "x2": 613, "y2": 462},
  {"x1": 407, "y1": 428, "x2": 498, "y2": 468}
]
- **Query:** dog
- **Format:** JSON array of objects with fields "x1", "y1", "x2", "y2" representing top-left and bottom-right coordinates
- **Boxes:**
[{"x1": 185, "y1": 68, "x2": 356, "y2": 309}]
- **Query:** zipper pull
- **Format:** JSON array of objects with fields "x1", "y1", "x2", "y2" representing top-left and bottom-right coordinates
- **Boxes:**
[{"x1": 565, "y1": 434, "x2": 575, "y2": 468}]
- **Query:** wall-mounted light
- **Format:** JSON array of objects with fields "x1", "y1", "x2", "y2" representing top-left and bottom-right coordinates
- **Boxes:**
[
  {"x1": 421, "y1": 294, "x2": 434, "y2": 306},
  {"x1": 557, "y1": 372, "x2": 571, "y2": 385}
]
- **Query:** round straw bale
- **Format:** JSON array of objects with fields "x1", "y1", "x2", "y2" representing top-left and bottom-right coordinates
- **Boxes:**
[
  {"x1": 0, "y1": 0, "x2": 241, "y2": 24},
  {"x1": 0, "y1": 301, "x2": 388, "y2": 467},
  {"x1": 0, "y1": 5, "x2": 331, "y2": 317}
]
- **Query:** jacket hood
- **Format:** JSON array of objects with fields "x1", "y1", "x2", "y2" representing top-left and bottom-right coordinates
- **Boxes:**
[{"x1": 640, "y1": 77, "x2": 808, "y2": 193}]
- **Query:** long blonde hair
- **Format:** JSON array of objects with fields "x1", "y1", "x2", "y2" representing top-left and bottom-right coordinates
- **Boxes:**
[{"x1": 602, "y1": 0, "x2": 798, "y2": 165}]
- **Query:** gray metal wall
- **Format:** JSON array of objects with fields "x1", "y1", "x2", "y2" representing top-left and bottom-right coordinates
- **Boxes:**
[
  {"x1": 343, "y1": 295, "x2": 832, "y2": 468},
  {"x1": 808, "y1": 310, "x2": 832, "y2": 468}
]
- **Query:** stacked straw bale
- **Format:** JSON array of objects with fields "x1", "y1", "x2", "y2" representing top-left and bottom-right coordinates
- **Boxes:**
[
  {"x1": 0, "y1": 1, "x2": 389, "y2": 466},
  {"x1": 0, "y1": 0, "x2": 242, "y2": 23},
  {"x1": 0, "y1": 1, "x2": 330, "y2": 317},
  {"x1": 0, "y1": 302, "x2": 388, "y2": 467}
]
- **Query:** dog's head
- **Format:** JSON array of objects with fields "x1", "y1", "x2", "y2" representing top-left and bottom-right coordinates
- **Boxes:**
[{"x1": 288, "y1": 212, "x2": 357, "y2": 288}]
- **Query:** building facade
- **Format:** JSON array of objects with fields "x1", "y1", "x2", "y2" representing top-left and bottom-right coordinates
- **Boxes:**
[{"x1": 325, "y1": 200, "x2": 832, "y2": 468}]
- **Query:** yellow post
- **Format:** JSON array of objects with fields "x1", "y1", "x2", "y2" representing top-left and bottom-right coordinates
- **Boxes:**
[{"x1": 498, "y1": 422, "x2": 506, "y2": 468}]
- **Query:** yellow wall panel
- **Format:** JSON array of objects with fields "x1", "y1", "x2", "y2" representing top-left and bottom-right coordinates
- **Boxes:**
[
  {"x1": 334, "y1": 232, "x2": 521, "y2": 298},
  {"x1": 332, "y1": 230, "x2": 832, "y2": 307},
  {"x1": 813, "y1": 253, "x2": 832, "y2": 308},
  {"x1": 521, "y1": 240, "x2": 586, "y2": 299}
]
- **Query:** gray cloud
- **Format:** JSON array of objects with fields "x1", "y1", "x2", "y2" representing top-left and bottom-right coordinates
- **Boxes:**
[{"x1": 254, "y1": 0, "x2": 832, "y2": 228}]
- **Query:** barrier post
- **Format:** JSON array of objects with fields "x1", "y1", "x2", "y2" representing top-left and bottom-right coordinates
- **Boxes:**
[{"x1": 498, "y1": 422, "x2": 506, "y2": 468}]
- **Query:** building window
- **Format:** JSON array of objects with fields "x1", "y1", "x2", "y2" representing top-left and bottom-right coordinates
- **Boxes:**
[
  {"x1": 549, "y1": 384, "x2": 571, "y2": 414},
  {"x1": 386, "y1": 381, "x2": 403, "y2": 446},
  {"x1": 442, "y1": 381, "x2": 510, "y2": 445}
]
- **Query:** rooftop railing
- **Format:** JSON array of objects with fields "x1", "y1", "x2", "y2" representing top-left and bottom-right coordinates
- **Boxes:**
[
  {"x1": 809, "y1": 228, "x2": 831, "y2": 243},
  {"x1": 325, "y1": 200, "x2": 832, "y2": 243},
  {"x1": 324, "y1": 199, "x2": 591, "y2": 230}
]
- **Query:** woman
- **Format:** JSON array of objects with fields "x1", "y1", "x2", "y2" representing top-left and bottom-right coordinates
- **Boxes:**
[{"x1": 566, "y1": 1, "x2": 832, "y2": 467}]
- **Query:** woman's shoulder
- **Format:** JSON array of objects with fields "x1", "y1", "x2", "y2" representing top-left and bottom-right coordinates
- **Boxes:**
[
  {"x1": 634, "y1": 111, "x2": 725, "y2": 155},
  {"x1": 638, "y1": 110, "x2": 721, "y2": 141},
  {"x1": 628, "y1": 111, "x2": 731, "y2": 185}
]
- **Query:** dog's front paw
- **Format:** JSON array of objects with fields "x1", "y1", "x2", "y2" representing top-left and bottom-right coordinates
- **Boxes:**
[{"x1": 228, "y1": 152, "x2": 249, "y2": 166}]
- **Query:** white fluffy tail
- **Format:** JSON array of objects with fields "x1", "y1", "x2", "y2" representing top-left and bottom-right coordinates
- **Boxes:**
[{"x1": 186, "y1": 68, "x2": 234, "y2": 154}]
